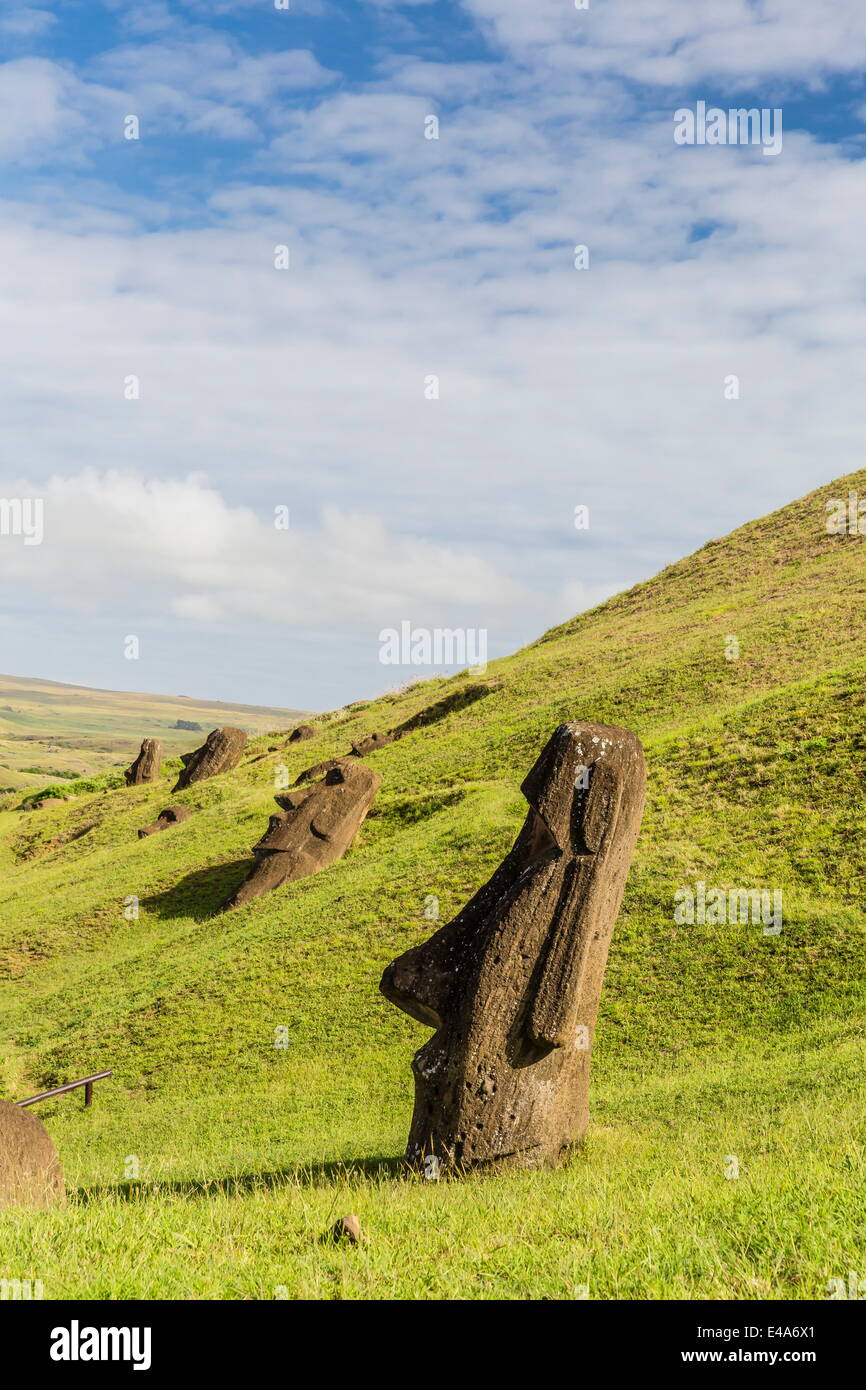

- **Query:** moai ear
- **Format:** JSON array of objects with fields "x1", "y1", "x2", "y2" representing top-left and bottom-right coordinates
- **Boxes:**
[{"x1": 526, "y1": 754, "x2": 626, "y2": 1050}]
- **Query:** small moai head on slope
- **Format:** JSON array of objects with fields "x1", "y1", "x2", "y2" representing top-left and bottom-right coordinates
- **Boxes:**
[
  {"x1": 124, "y1": 738, "x2": 163, "y2": 786},
  {"x1": 172, "y1": 726, "x2": 246, "y2": 791},
  {"x1": 380, "y1": 722, "x2": 646, "y2": 1173}
]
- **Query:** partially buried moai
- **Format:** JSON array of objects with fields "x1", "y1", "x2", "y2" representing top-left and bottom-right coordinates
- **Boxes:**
[
  {"x1": 172, "y1": 726, "x2": 246, "y2": 791},
  {"x1": 380, "y1": 722, "x2": 646, "y2": 1173},
  {"x1": 124, "y1": 738, "x2": 162, "y2": 786},
  {"x1": 221, "y1": 759, "x2": 381, "y2": 911}
]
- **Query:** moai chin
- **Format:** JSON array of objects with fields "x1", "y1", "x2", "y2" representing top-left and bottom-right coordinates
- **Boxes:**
[{"x1": 380, "y1": 722, "x2": 646, "y2": 1172}]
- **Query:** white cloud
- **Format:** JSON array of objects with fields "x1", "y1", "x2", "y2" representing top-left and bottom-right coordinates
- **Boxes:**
[
  {"x1": 461, "y1": 0, "x2": 866, "y2": 83},
  {"x1": 0, "y1": 472, "x2": 521, "y2": 629},
  {"x1": 0, "y1": 7, "x2": 56, "y2": 39},
  {"x1": 2, "y1": 0, "x2": 866, "y2": 702}
]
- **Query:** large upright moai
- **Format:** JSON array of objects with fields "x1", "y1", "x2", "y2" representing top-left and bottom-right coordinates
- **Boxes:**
[{"x1": 381, "y1": 722, "x2": 646, "y2": 1172}]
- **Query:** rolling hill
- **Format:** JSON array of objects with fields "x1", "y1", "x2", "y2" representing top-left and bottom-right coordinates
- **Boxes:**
[
  {"x1": 0, "y1": 674, "x2": 310, "y2": 793},
  {"x1": 0, "y1": 469, "x2": 864, "y2": 1299}
]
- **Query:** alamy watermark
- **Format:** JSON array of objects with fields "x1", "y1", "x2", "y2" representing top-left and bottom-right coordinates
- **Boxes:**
[
  {"x1": 379, "y1": 621, "x2": 487, "y2": 674},
  {"x1": 674, "y1": 102, "x2": 783, "y2": 157},
  {"x1": 0, "y1": 497, "x2": 43, "y2": 545},
  {"x1": 826, "y1": 490, "x2": 866, "y2": 536},
  {"x1": 674, "y1": 881, "x2": 782, "y2": 935}
]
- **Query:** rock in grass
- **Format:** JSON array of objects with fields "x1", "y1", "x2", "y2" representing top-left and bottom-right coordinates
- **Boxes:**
[
  {"x1": 332, "y1": 1214, "x2": 362, "y2": 1244},
  {"x1": 0, "y1": 1100, "x2": 65, "y2": 1209}
]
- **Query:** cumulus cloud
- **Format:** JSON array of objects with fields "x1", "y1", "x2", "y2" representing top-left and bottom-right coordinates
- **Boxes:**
[
  {"x1": 1, "y1": 0, "x2": 865, "y2": 702},
  {"x1": 0, "y1": 471, "x2": 521, "y2": 629},
  {"x1": 0, "y1": 7, "x2": 56, "y2": 39},
  {"x1": 461, "y1": 0, "x2": 866, "y2": 82}
]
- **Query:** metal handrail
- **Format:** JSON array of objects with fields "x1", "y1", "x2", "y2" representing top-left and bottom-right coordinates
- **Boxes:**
[{"x1": 16, "y1": 1070, "x2": 112, "y2": 1109}]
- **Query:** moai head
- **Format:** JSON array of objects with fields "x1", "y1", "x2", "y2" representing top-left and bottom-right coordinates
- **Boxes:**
[
  {"x1": 138, "y1": 805, "x2": 192, "y2": 839},
  {"x1": 222, "y1": 760, "x2": 381, "y2": 910},
  {"x1": 124, "y1": 738, "x2": 163, "y2": 786},
  {"x1": 380, "y1": 723, "x2": 646, "y2": 1172},
  {"x1": 173, "y1": 726, "x2": 246, "y2": 791}
]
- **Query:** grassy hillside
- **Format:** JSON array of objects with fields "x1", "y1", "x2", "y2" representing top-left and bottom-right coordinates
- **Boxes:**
[
  {"x1": 0, "y1": 674, "x2": 310, "y2": 792},
  {"x1": 0, "y1": 470, "x2": 864, "y2": 1300}
]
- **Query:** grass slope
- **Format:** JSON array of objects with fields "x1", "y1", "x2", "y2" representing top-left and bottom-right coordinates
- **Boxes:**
[
  {"x1": 0, "y1": 470, "x2": 864, "y2": 1300},
  {"x1": 0, "y1": 673, "x2": 310, "y2": 792}
]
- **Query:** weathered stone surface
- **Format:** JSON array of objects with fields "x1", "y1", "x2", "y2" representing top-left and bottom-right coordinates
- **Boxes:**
[
  {"x1": 350, "y1": 731, "x2": 394, "y2": 757},
  {"x1": 0, "y1": 1100, "x2": 65, "y2": 1209},
  {"x1": 288, "y1": 724, "x2": 316, "y2": 743},
  {"x1": 124, "y1": 738, "x2": 163, "y2": 786},
  {"x1": 138, "y1": 805, "x2": 192, "y2": 839},
  {"x1": 221, "y1": 761, "x2": 381, "y2": 911},
  {"x1": 173, "y1": 726, "x2": 247, "y2": 791},
  {"x1": 380, "y1": 722, "x2": 646, "y2": 1173}
]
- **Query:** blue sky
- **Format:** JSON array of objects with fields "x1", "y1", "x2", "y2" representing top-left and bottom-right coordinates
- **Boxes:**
[{"x1": 1, "y1": 1, "x2": 866, "y2": 709}]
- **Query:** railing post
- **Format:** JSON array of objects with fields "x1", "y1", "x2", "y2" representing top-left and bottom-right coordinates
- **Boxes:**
[{"x1": 84, "y1": 1081, "x2": 93, "y2": 1107}]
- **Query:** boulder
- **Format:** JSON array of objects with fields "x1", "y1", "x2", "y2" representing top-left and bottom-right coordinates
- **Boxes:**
[
  {"x1": 221, "y1": 760, "x2": 381, "y2": 911},
  {"x1": 0, "y1": 1100, "x2": 65, "y2": 1209},
  {"x1": 138, "y1": 806, "x2": 192, "y2": 839},
  {"x1": 380, "y1": 722, "x2": 646, "y2": 1173},
  {"x1": 124, "y1": 738, "x2": 163, "y2": 786},
  {"x1": 173, "y1": 726, "x2": 247, "y2": 791}
]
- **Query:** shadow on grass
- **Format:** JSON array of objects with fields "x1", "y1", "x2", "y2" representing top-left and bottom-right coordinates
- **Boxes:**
[
  {"x1": 142, "y1": 860, "x2": 252, "y2": 920},
  {"x1": 74, "y1": 1154, "x2": 407, "y2": 1203}
]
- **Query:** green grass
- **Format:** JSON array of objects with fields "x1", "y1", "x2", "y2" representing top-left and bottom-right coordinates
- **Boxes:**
[
  {"x1": 0, "y1": 672, "x2": 309, "y2": 791},
  {"x1": 1, "y1": 469, "x2": 865, "y2": 1299}
]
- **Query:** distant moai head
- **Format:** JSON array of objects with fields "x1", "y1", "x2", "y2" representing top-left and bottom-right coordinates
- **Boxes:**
[
  {"x1": 349, "y1": 732, "x2": 394, "y2": 757},
  {"x1": 0, "y1": 1100, "x2": 66, "y2": 1209},
  {"x1": 380, "y1": 722, "x2": 647, "y2": 1172},
  {"x1": 124, "y1": 738, "x2": 163, "y2": 786},
  {"x1": 288, "y1": 724, "x2": 316, "y2": 743},
  {"x1": 138, "y1": 805, "x2": 192, "y2": 839}
]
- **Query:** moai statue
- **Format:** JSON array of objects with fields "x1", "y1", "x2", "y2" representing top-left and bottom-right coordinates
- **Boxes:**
[
  {"x1": 0, "y1": 1100, "x2": 65, "y2": 1209},
  {"x1": 380, "y1": 722, "x2": 646, "y2": 1172},
  {"x1": 124, "y1": 738, "x2": 163, "y2": 786},
  {"x1": 138, "y1": 805, "x2": 192, "y2": 839},
  {"x1": 221, "y1": 760, "x2": 381, "y2": 911},
  {"x1": 288, "y1": 724, "x2": 316, "y2": 743},
  {"x1": 350, "y1": 731, "x2": 394, "y2": 757},
  {"x1": 173, "y1": 726, "x2": 247, "y2": 791}
]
